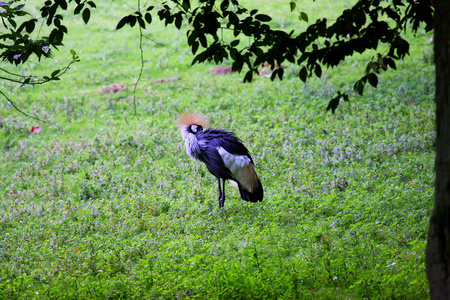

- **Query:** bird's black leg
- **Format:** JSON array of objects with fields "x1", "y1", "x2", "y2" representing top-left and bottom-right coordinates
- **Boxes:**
[
  {"x1": 217, "y1": 178, "x2": 223, "y2": 208},
  {"x1": 220, "y1": 178, "x2": 226, "y2": 208}
]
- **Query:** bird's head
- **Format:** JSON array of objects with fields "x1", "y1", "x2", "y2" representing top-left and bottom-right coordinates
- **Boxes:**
[
  {"x1": 187, "y1": 124, "x2": 203, "y2": 134},
  {"x1": 177, "y1": 112, "x2": 209, "y2": 140}
]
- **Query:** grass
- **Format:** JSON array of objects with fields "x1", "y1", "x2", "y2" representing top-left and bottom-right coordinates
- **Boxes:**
[{"x1": 0, "y1": 0, "x2": 435, "y2": 298}]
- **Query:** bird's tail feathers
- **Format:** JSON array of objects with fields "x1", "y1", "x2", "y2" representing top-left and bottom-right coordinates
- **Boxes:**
[{"x1": 238, "y1": 178, "x2": 263, "y2": 203}]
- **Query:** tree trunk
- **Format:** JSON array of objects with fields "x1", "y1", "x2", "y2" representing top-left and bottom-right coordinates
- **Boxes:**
[{"x1": 426, "y1": 2, "x2": 450, "y2": 299}]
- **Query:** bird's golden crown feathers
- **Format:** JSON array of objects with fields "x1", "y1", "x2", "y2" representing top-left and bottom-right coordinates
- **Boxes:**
[{"x1": 177, "y1": 111, "x2": 209, "y2": 130}]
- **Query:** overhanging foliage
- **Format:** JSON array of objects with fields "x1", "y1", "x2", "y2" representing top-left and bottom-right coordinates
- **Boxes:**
[{"x1": 0, "y1": 0, "x2": 434, "y2": 112}]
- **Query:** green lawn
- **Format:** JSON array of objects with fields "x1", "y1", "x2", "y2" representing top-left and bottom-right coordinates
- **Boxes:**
[{"x1": 0, "y1": 0, "x2": 435, "y2": 298}]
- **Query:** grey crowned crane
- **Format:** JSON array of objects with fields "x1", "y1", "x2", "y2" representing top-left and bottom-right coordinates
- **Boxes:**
[{"x1": 178, "y1": 112, "x2": 263, "y2": 208}]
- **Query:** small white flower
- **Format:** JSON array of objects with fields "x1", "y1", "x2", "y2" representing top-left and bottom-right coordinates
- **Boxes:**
[{"x1": 387, "y1": 262, "x2": 397, "y2": 267}]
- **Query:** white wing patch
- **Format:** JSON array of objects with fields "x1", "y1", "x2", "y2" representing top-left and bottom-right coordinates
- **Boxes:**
[{"x1": 217, "y1": 146, "x2": 258, "y2": 192}]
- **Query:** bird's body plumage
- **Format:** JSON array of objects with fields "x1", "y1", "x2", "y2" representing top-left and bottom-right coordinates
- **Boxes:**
[{"x1": 178, "y1": 112, "x2": 263, "y2": 208}]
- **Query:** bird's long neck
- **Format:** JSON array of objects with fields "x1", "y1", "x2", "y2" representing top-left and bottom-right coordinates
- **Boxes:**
[{"x1": 184, "y1": 131, "x2": 202, "y2": 160}]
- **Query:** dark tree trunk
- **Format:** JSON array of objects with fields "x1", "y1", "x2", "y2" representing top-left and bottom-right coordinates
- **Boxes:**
[{"x1": 426, "y1": 2, "x2": 450, "y2": 299}]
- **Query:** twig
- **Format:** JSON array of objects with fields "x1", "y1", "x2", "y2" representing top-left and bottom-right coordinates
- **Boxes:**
[
  {"x1": 0, "y1": 89, "x2": 46, "y2": 123},
  {"x1": 0, "y1": 58, "x2": 78, "y2": 86},
  {"x1": 132, "y1": 0, "x2": 145, "y2": 121},
  {"x1": 0, "y1": 68, "x2": 28, "y2": 77}
]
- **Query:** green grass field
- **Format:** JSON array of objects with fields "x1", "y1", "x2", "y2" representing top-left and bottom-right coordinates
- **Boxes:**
[{"x1": 0, "y1": 0, "x2": 435, "y2": 298}]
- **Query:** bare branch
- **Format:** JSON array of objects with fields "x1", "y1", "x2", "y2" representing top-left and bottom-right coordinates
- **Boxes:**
[
  {"x1": 0, "y1": 90, "x2": 46, "y2": 123},
  {"x1": 132, "y1": 0, "x2": 144, "y2": 121},
  {"x1": 0, "y1": 58, "x2": 79, "y2": 87}
]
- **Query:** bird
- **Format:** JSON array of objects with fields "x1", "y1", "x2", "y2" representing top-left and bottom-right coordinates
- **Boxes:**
[{"x1": 177, "y1": 112, "x2": 263, "y2": 208}]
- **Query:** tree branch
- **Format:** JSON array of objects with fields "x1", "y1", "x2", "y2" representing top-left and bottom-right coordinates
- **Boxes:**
[
  {"x1": 0, "y1": 90, "x2": 46, "y2": 123},
  {"x1": 132, "y1": 0, "x2": 145, "y2": 120},
  {"x1": 0, "y1": 58, "x2": 79, "y2": 86}
]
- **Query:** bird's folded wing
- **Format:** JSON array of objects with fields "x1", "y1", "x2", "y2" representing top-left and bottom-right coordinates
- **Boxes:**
[{"x1": 217, "y1": 146, "x2": 259, "y2": 192}]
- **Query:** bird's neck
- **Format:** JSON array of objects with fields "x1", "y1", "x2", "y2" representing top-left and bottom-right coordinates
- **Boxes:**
[{"x1": 184, "y1": 134, "x2": 201, "y2": 160}]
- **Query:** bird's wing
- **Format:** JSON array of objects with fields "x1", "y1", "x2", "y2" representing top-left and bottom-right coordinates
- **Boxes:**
[
  {"x1": 216, "y1": 145, "x2": 259, "y2": 193},
  {"x1": 208, "y1": 129, "x2": 253, "y2": 159},
  {"x1": 197, "y1": 128, "x2": 259, "y2": 192}
]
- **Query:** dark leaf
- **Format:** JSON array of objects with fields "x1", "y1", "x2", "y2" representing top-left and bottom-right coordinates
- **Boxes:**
[
  {"x1": 82, "y1": 8, "x2": 90, "y2": 24},
  {"x1": 145, "y1": 12, "x2": 152, "y2": 24},
  {"x1": 129, "y1": 15, "x2": 137, "y2": 27},
  {"x1": 392, "y1": 36, "x2": 410, "y2": 58},
  {"x1": 228, "y1": 12, "x2": 239, "y2": 25},
  {"x1": 285, "y1": 52, "x2": 295, "y2": 63},
  {"x1": 138, "y1": 16, "x2": 146, "y2": 28},
  {"x1": 187, "y1": 30, "x2": 197, "y2": 46},
  {"x1": 393, "y1": 0, "x2": 405, "y2": 6},
  {"x1": 229, "y1": 48, "x2": 240, "y2": 61},
  {"x1": 383, "y1": 7, "x2": 400, "y2": 23},
  {"x1": 213, "y1": 52, "x2": 222, "y2": 64},
  {"x1": 15, "y1": 10, "x2": 28, "y2": 17},
  {"x1": 25, "y1": 20, "x2": 36, "y2": 33},
  {"x1": 74, "y1": 3, "x2": 84, "y2": 14},
  {"x1": 54, "y1": 17, "x2": 61, "y2": 27},
  {"x1": 277, "y1": 67, "x2": 284, "y2": 80},
  {"x1": 8, "y1": 18, "x2": 17, "y2": 28},
  {"x1": 297, "y1": 53, "x2": 307, "y2": 64},
  {"x1": 368, "y1": 73, "x2": 378, "y2": 87},
  {"x1": 192, "y1": 51, "x2": 206, "y2": 65},
  {"x1": 59, "y1": 0, "x2": 67, "y2": 10},
  {"x1": 219, "y1": 46, "x2": 229, "y2": 60},
  {"x1": 236, "y1": 7, "x2": 248, "y2": 14},
  {"x1": 181, "y1": 0, "x2": 190, "y2": 10},
  {"x1": 255, "y1": 14, "x2": 272, "y2": 22},
  {"x1": 299, "y1": 66, "x2": 307, "y2": 82},
  {"x1": 220, "y1": 0, "x2": 229, "y2": 12},
  {"x1": 230, "y1": 39, "x2": 240, "y2": 47},
  {"x1": 326, "y1": 95, "x2": 340, "y2": 114},
  {"x1": 175, "y1": 15, "x2": 182, "y2": 29},
  {"x1": 116, "y1": 16, "x2": 129, "y2": 30},
  {"x1": 365, "y1": 61, "x2": 373, "y2": 73},
  {"x1": 50, "y1": 70, "x2": 61, "y2": 78},
  {"x1": 164, "y1": 14, "x2": 174, "y2": 26},
  {"x1": 384, "y1": 57, "x2": 397, "y2": 70},
  {"x1": 199, "y1": 33, "x2": 207, "y2": 48},
  {"x1": 231, "y1": 58, "x2": 244, "y2": 72},
  {"x1": 354, "y1": 11, "x2": 366, "y2": 27},
  {"x1": 192, "y1": 41, "x2": 199, "y2": 54},
  {"x1": 314, "y1": 63, "x2": 322, "y2": 78},
  {"x1": 290, "y1": 1, "x2": 296, "y2": 12},
  {"x1": 353, "y1": 79, "x2": 365, "y2": 95},
  {"x1": 55, "y1": 29, "x2": 64, "y2": 44},
  {"x1": 243, "y1": 70, "x2": 253, "y2": 82},
  {"x1": 270, "y1": 69, "x2": 278, "y2": 81},
  {"x1": 300, "y1": 12, "x2": 308, "y2": 22}
]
